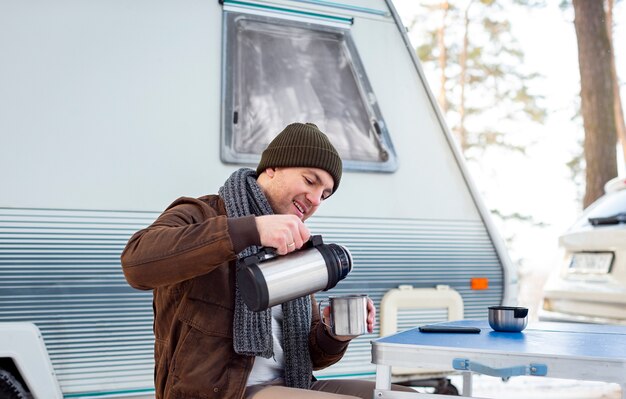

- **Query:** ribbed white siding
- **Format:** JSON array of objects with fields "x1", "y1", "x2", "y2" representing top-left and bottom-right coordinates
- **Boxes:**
[
  {"x1": 0, "y1": 208, "x2": 157, "y2": 397},
  {"x1": 0, "y1": 208, "x2": 504, "y2": 394},
  {"x1": 309, "y1": 217, "x2": 503, "y2": 379}
]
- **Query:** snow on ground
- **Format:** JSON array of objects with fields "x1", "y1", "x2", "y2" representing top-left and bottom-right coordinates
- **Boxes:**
[{"x1": 450, "y1": 375, "x2": 623, "y2": 398}]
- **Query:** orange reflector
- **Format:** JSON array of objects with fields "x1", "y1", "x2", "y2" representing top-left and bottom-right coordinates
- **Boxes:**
[{"x1": 471, "y1": 278, "x2": 489, "y2": 290}]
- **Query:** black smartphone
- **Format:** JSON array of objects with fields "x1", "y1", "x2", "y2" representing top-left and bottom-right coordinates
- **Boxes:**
[{"x1": 418, "y1": 325, "x2": 481, "y2": 334}]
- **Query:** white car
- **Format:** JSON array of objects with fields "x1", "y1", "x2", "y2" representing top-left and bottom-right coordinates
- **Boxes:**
[{"x1": 541, "y1": 176, "x2": 626, "y2": 324}]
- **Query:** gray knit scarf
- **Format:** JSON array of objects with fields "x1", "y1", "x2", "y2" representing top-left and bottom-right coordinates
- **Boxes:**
[{"x1": 218, "y1": 168, "x2": 313, "y2": 389}]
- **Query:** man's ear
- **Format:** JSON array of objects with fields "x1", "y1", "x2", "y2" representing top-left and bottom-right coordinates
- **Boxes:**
[{"x1": 265, "y1": 167, "x2": 276, "y2": 178}]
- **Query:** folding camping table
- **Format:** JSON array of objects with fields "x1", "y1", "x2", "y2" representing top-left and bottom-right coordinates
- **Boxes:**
[{"x1": 372, "y1": 320, "x2": 626, "y2": 398}]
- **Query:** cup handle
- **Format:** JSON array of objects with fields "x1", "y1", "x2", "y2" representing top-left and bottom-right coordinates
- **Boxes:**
[{"x1": 318, "y1": 299, "x2": 332, "y2": 329}]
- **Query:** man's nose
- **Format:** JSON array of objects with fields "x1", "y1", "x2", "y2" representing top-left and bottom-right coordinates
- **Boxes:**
[{"x1": 307, "y1": 190, "x2": 323, "y2": 206}]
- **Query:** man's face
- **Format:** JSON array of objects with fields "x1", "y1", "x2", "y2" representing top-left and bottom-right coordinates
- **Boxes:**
[{"x1": 261, "y1": 167, "x2": 334, "y2": 221}]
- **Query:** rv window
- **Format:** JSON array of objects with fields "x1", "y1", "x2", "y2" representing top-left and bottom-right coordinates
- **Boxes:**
[{"x1": 222, "y1": 12, "x2": 396, "y2": 171}]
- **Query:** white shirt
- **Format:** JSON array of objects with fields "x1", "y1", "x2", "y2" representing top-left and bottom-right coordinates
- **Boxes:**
[{"x1": 245, "y1": 305, "x2": 285, "y2": 386}]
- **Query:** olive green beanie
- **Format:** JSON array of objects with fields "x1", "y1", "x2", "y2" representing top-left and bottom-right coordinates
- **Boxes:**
[{"x1": 256, "y1": 122, "x2": 342, "y2": 194}]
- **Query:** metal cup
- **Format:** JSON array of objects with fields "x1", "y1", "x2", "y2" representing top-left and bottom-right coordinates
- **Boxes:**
[
  {"x1": 488, "y1": 306, "x2": 529, "y2": 332},
  {"x1": 318, "y1": 294, "x2": 368, "y2": 337}
]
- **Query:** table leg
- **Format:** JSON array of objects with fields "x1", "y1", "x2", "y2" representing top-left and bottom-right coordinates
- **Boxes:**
[
  {"x1": 462, "y1": 372, "x2": 472, "y2": 396},
  {"x1": 621, "y1": 383, "x2": 625, "y2": 399},
  {"x1": 375, "y1": 364, "x2": 392, "y2": 391}
]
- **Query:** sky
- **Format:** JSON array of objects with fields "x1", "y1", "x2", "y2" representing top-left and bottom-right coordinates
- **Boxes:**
[{"x1": 392, "y1": 0, "x2": 626, "y2": 307}]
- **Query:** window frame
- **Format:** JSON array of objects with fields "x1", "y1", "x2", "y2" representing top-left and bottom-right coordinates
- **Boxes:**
[{"x1": 220, "y1": 10, "x2": 397, "y2": 172}]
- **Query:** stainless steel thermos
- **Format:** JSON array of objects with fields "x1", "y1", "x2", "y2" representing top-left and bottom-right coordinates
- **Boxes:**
[{"x1": 237, "y1": 235, "x2": 353, "y2": 311}]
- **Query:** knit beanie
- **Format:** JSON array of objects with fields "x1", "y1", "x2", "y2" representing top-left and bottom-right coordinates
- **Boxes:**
[{"x1": 256, "y1": 123, "x2": 343, "y2": 194}]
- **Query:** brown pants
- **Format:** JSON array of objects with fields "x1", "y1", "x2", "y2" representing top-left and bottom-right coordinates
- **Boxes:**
[{"x1": 245, "y1": 378, "x2": 415, "y2": 399}]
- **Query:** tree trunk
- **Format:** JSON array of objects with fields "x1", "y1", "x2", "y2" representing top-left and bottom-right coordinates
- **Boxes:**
[
  {"x1": 437, "y1": 1, "x2": 449, "y2": 114},
  {"x1": 458, "y1": 0, "x2": 474, "y2": 153},
  {"x1": 573, "y1": 0, "x2": 618, "y2": 208},
  {"x1": 606, "y1": 0, "x2": 626, "y2": 164}
]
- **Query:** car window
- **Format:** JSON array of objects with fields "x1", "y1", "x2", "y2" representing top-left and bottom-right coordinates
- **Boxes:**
[
  {"x1": 576, "y1": 189, "x2": 626, "y2": 228},
  {"x1": 221, "y1": 11, "x2": 396, "y2": 172}
]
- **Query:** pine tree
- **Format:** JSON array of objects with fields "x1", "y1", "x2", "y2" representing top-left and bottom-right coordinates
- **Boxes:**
[{"x1": 412, "y1": 0, "x2": 547, "y2": 159}]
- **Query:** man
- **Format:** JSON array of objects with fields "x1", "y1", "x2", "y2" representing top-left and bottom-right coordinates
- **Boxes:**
[{"x1": 121, "y1": 122, "x2": 413, "y2": 399}]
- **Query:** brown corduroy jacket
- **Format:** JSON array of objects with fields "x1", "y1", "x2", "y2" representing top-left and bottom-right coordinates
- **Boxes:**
[{"x1": 120, "y1": 195, "x2": 349, "y2": 399}]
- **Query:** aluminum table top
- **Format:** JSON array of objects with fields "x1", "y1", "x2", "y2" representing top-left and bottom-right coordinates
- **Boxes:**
[
  {"x1": 372, "y1": 320, "x2": 626, "y2": 398},
  {"x1": 374, "y1": 319, "x2": 626, "y2": 362}
]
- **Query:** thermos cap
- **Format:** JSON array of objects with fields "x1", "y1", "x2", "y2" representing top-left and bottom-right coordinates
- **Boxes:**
[{"x1": 238, "y1": 262, "x2": 269, "y2": 312}]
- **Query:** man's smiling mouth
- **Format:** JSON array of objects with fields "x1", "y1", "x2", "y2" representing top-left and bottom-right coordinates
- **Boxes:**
[{"x1": 293, "y1": 200, "x2": 305, "y2": 215}]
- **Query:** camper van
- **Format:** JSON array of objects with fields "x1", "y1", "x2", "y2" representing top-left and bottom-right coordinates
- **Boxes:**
[{"x1": 0, "y1": 0, "x2": 515, "y2": 397}]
